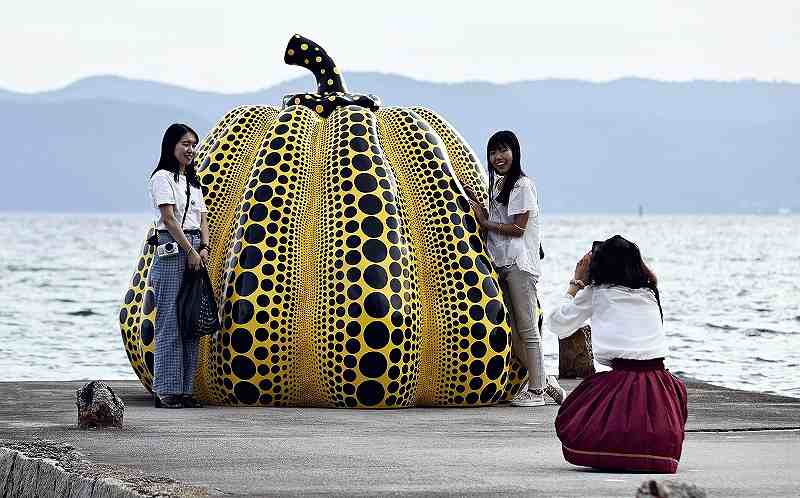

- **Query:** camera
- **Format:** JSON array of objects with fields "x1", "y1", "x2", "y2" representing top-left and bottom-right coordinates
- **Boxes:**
[{"x1": 156, "y1": 242, "x2": 180, "y2": 258}]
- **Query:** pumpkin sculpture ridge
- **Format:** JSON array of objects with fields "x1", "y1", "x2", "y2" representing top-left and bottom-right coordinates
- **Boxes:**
[{"x1": 120, "y1": 35, "x2": 529, "y2": 407}]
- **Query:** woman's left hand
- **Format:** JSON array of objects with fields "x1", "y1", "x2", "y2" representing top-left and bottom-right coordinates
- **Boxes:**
[
  {"x1": 469, "y1": 200, "x2": 489, "y2": 227},
  {"x1": 574, "y1": 252, "x2": 591, "y2": 282}
]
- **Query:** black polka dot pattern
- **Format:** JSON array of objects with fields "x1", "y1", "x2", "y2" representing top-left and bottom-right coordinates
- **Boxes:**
[
  {"x1": 118, "y1": 232, "x2": 157, "y2": 390},
  {"x1": 210, "y1": 105, "x2": 318, "y2": 406},
  {"x1": 411, "y1": 107, "x2": 529, "y2": 400},
  {"x1": 121, "y1": 101, "x2": 523, "y2": 406},
  {"x1": 376, "y1": 107, "x2": 515, "y2": 405},
  {"x1": 313, "y1": 106, "x2": 421, "y2": 408}
]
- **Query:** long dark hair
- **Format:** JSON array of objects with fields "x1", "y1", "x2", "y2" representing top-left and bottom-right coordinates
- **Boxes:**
[
  {"x1": 150, "y1": 123, "x2": 201, "y2": 188},
  {"x1": 486, "y1": 130, "x2": 525, "y2": 206},
  {"x1": 589, "y1": 235, "x2": 663, "y2": 321}
]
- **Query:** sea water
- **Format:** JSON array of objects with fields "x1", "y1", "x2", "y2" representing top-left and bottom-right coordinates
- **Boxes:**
[{"x1": 0, "y1": 213, "x2": 797, "y2": 398}]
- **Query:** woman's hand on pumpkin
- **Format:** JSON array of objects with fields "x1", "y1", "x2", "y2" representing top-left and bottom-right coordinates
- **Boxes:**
[
  {"x1": 574, "y1": 252, "x2": 591, "y2": 282},
  {"x1": 463, "y1": 185, "x2": 481, "y2": 205},
  {"x1": 469, "y1": 200, "x2": 489, "y2": 227}
]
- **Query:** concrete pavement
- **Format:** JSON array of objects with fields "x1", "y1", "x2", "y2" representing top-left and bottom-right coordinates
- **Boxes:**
[{"x1": 1, "y1": 379, "x2": 798, "y2": 496}]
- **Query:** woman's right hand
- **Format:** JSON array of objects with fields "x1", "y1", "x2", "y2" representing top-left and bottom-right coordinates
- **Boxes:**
[
  {"x1": 188, "y1": 249, "x2": 203, "y2": 270},
  {"x1": 574, "y1": 252, "x2": 591, "y2": 282}
]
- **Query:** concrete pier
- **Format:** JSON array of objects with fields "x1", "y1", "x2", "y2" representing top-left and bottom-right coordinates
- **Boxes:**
[{"x1": 1, "y1": 379, "x2": 798, "y2": 496}]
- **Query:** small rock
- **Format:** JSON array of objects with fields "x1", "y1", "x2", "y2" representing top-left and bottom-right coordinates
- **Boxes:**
[
  {"x1": 636, "y1": 479, "x2": 707, "y2": 498},
  {"x1": 76, "y1": 381, "x2": 124, "y2": 429}
]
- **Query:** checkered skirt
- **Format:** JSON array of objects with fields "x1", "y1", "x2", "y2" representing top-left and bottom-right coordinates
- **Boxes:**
[{"x1": 148, "y1": 232, "x2": 200, "y2": 396}]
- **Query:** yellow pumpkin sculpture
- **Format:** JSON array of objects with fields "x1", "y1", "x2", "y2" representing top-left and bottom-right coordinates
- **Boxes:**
[{"x1": 120, "y1": 35, "x2": 529, "y2": 407}]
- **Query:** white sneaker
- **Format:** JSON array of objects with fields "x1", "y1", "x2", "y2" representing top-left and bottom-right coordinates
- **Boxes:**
[
  {"x1": 544, "y1": 375, "x2": 566, "y2": 405},
  {"x1": 511, "y1": 389, "x2": 545, "y2": 407}
]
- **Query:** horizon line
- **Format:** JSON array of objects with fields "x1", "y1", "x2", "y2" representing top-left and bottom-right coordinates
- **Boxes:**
[{"x1": 2, "y1": 72, "x2": 798, "y2": 97}]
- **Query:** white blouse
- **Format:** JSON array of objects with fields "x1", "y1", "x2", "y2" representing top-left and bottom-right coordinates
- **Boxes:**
[
  {"x1": 486, "y1": 175, "x2": 541, "y2": 279},
  {"x1": 544, "y1": 285, "x2": 667, "y2": 366},
  {"x1": 149, "y1": 170, "x2": 207, "y2": 230}
]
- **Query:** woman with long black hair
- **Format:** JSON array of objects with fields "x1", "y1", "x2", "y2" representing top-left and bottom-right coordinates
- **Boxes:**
[
  {"x1": 148, "y1": 123, "x2": 209, "y2": 409},
  {"x1": 467, "y1": 130, "x2": 566, "y2": 407},
  {"x1": 546, "y1": 235, "x2": 688, "y2": 473}
]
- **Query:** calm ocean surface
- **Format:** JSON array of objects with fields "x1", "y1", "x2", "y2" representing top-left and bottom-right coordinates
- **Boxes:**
[{"x1": 0, "y1": 213, "x2": 798, "y2": 398}]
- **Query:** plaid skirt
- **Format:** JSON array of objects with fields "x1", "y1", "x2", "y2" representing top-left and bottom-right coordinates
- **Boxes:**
[{"x1": 148, "y1": 232, "x2": 200, "y2": 396}]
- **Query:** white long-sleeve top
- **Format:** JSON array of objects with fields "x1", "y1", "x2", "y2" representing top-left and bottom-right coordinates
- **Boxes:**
[{"x1": 544, "y1": 285, "x2": 667, "y2": 366}]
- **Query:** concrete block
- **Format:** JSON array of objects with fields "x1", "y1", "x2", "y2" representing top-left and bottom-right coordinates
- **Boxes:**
[
  {"x1": 68, "y1": 476, "x2": 95, "y2": 498},
  {"x1": 0, "y1": 449, "x2": 17, "y2": 496}
]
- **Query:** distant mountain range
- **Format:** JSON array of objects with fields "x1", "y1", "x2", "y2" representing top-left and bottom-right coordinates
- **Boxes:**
[{"x1": 1, "y1": 74, "x2": 797, "y2": 213}]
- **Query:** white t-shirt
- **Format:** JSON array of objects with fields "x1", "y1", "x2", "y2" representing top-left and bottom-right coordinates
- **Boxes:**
[
  {"x1": 544, "y1": 285, "x2": 667, "y2": 366},
  {"x1": 149, "y1": 170, "x2": 207, "y2": 230},
  {"x1": 486, "y1": 175, "x2": 541, "y2": 279}
]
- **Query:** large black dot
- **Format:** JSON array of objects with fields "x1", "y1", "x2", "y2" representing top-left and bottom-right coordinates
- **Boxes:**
[
  {"x1": 486, "y1": 300, "x2": 505, "y2": 325},
  {"x1": 356, "y1": 380, "x2": 385, "y2": 406},
  {"x1": 144, "y1": 351, "x2": 154, "y2": 374},
  {"x1": 363, "y1": 265, "x2": 388, "y2": 289},
  {"x1": 244, "y1": 224, "x2": 266, "y2": 244},
  {"x1": 260, "y1": 167, "x2": 278, "y2": 182},
  {"x1": 350, "y1": 137, "x2": 369, "y2": 153},
  {"x1": 480, "y1": 383, "x2": 497, "y2": 403},
  {"x1": 350, "y1": 123, "x2": 367, "y2": 136},
  {"x1": 364, "y1": 322, "x2": 390, "y2": 349},
  {"x1": 249, "y1": 204, "x2": 268, "y2": 222},
  {"x1": 489, "y1": 327, "x2": 508, "y2": 353},
  {"x1": 471, "y1": 323, "x2": 487, "y2": 340},
  {"x1": 235, "y1": 272, "x2": 258, "y2": 297},
  {"x1": 352, "y1": 154, "x2": 371, "y2": 171},
  {"x1": 231, "y1": 328, "x2": 253, "y2": 354},
  {"x1": 254, "y1": 185, "x2": 273, "y2": 202},
  {"x1": 355, "y1": 173, "x2": 377, "y2": 193},
  {"x1": 469, "y1": 304, "x2": 484, "y2": 321},
  {"x1": 361, "y1": 217, "x2": 383, "y2": 238},
  {"x1": 364, "y1": 293, "x2": 390, "y2": 318},
  {"x1": 231, "y1": 299, "x2": 254, "y2": 324},
  {"x1": 359, "y1": 352, "x2": 388, "y2": 378},
  {"x1": 358, "y1": 194, "x2": 382, "y2": 215},
  {"x1": 470, "y1": 360, "x2": 485, "y2": 376},
  {"x1": 482, "y1": 277, "x2": 499, "y2": 298},
  {"x1": 141, "y1": 319, "x2": 154, "y2": 346},
  {"x1": 476, "y1": 255, "x2": 492, "y2": 275},
  {"x1": 143, "y1": 290, "x2": 155, "y2": 314},
  {"x1": 234, "y1": 381, "x2": 260, "y2": 404},
  {"x1": 486, "y1": 355, "x2": 505, "y2": 380},
  {"x1": 231, "y1": 355, "x2": 256, "y2": 380},
  {"x1": 470, "y1": 342, "x2": 487, "y2": 358},
  {"x1": 346, "y1": 338, "x2": 361, "y2": 354},
  {"x1": 363, "y1": 239, "x2": 387, "y2": 263},
  {"x1": 239, "y1": 246, "x2": 262, "y2": 269},
  {"x1": 467, "y1": 287, "x2": 482, "y2": 303}
]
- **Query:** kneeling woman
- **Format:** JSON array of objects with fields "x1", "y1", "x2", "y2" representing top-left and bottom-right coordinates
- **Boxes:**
[
  {"x1": 148, "y1": 123, "x2": 210, "y2": 409},
  {"x1": 546, "y1": 236, "x2": 687, "y2": 473}
]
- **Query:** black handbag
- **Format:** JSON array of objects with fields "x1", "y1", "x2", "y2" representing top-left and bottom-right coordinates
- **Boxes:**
[{"x1": 176, "y1": 268, "x2": 220, "y2": 340}]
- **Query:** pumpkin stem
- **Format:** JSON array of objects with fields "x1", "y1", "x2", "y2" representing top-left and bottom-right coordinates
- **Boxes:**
[{"x1": 284, "y1": 34, "x2": 348, "y2": 95}]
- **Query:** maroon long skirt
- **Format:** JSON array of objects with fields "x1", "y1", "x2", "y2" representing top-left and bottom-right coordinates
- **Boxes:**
[{"x1": 554, "y1": 358, "x2": 688, "y2": 473}]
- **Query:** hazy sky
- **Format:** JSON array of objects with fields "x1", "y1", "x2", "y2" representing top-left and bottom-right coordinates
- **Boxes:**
[{"x1": 3, "y1": 0, "x2": 798, "y2": 93}]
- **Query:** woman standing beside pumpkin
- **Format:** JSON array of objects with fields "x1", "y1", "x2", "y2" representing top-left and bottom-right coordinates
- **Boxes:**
[
  {"x1": 467, "y1": 130, "x2": 565, "y2": 407},
  {"x1": 148, "y1": 123, "x2": 209, "y2": 409}
]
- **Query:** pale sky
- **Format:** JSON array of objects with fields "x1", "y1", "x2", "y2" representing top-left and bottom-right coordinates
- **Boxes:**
[{"x1": 3, "y1": 0, "x2": 799, "y2": 93}]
